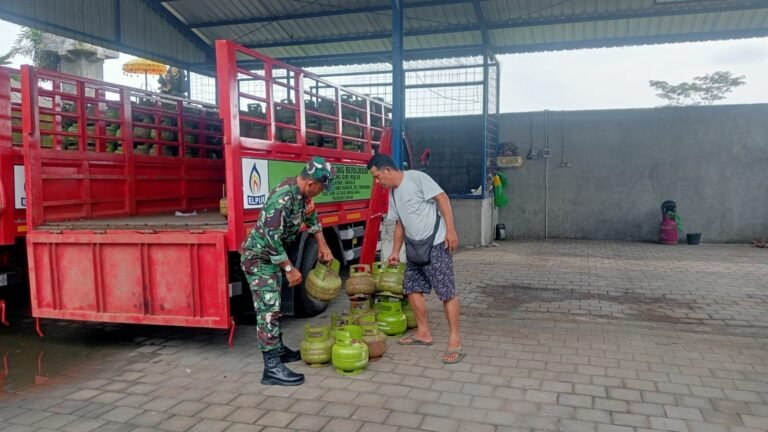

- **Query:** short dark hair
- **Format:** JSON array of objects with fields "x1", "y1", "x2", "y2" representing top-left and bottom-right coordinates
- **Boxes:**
[
  {"x1": 367, "y1": 154, "x2": 399, "y2": 171},
  {"x1": 299, "y1": 169, "x2": 313, "y2": 180}
]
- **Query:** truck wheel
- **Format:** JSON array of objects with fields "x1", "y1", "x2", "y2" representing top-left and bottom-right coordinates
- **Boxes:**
[
  {"x1": 295, "y1": 237, "x2": 329, "y2": 317},
  {"x1": 229, "y1": 260, "x2": 256, "y2": 325}
]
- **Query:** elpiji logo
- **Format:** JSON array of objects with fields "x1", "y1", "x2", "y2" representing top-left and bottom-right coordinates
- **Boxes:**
[{"x1": 247, "y1": 163, "x2": 266, "y2": 206}]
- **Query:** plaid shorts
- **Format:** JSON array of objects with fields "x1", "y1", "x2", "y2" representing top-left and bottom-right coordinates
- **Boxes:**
[{"x1": 403, "y1": 242, "x2": 456, "y2": 301}]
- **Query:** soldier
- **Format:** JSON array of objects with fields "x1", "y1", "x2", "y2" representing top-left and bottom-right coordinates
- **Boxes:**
[{"x1": 241, "y1": 156, "x2": 336, "y2": 386}]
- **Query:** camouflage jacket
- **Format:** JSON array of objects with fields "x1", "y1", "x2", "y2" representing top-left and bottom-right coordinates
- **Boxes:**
[{"x1": 241, "y1": 177, "x2": 322, "y2": 264}]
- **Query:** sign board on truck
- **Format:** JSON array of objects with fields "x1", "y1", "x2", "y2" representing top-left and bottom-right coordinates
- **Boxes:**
[
  {"x1": 14, "y1": 165, "x2": 25, "y2": 209},
  {"x1": 241, "y1": 158, "x2": 372, "y2": 209}
]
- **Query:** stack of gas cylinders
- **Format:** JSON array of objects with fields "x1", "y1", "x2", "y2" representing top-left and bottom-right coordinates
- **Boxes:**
[{"x1": 300, "y1": 261, "x2": 419, "y2": 376}]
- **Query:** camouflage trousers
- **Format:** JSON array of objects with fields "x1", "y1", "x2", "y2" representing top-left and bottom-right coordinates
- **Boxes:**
[{"x1": 242, "y1": 257, "x2": 283, "y2": 353}]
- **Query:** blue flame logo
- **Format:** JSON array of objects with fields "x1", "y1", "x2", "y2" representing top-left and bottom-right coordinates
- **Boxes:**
[
  {"x1": 249, "y1": 164, "x2": 261, "y2": 195},
  {"x1": 245, "y1": 160, "x2": 267, "y2": 207}
]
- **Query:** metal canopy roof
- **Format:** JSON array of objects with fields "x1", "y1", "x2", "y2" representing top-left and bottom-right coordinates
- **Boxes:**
[{"x1": 2, "y1": 0, "x2": 768, "y2": 71}]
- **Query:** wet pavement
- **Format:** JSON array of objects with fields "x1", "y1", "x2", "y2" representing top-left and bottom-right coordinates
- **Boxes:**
[{"x1": 1, "y1": 240, "x2": 768, "y2": 432}]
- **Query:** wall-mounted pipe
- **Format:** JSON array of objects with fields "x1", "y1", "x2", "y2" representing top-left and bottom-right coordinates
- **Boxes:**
[
  {"x1": 560, "y1": 112, "x2": 570, "y2": 168},
  {"x1": 544, "y1": 110, "x2": 549, "y2": 239}
]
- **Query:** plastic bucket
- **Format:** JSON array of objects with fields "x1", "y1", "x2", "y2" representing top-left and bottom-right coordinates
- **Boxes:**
[{"x1": 686, "y1": 233, "x2": 701, "y2": 245}]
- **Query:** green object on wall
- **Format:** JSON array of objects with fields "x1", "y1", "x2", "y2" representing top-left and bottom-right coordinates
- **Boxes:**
[{"x1": 493, "y1": 172, "x2": 509, "y2": 208}]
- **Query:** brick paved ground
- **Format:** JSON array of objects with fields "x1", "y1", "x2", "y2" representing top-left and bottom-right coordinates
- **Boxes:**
[{"x1": 1, "y1": 240, "x2": 767, "y2": 432}]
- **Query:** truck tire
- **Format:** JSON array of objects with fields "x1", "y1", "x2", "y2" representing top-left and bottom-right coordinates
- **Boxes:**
[
  {"x1": 295, "y1": 237, "x2": 329, "y2": 317},
  {"x1": 229, "y1": 253, "x2": 256, "y2": 325}
]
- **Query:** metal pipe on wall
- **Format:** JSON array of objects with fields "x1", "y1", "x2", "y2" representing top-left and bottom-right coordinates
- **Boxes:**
[
  {"x1": 391, "y1": 0, "x2": 405, "y2": 168},
  {"x1": 560, "y1": 112, "x2": 566, "y2": 167},
  {"x1": 481, "y1": 53, "x2": 489, "y2": 196},
  {"x1": 544, "y1": 110, "x2": 549, "y2": 239}
]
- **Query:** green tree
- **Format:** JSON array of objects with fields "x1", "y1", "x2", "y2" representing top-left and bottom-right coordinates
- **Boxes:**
[
  {"x1": 649, "y1": 71, "x2": 746, "y2": 106},
  {"x1": 2, "y1": 27, "x2": 60, "y2": 70}
]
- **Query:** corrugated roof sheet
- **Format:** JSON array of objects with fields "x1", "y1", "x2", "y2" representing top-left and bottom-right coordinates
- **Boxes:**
[
  {"x1": 1, "y1": 0, "x2": 768, "y2": 69},
  {"x1": 0, "y1": 0, "x2": 210, "y2": 67}
]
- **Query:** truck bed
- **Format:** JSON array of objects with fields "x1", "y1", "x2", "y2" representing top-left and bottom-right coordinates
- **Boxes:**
[{"x1": 38, "y1": 211, "x2": 228, "y2": 231}]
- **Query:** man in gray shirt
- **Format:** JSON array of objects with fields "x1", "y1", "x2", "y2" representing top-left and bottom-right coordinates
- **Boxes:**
[{"x1": 367, "y1": 154, "x2": 463, "y2": 364}]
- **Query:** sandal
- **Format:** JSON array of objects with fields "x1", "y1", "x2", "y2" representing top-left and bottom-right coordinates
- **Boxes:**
[
  {"x1": 442, "y1": 347, "x2": 465, "y2": 364},
  {"x1": 397, "y1": 335, "x2": 433, "y2": 346}
]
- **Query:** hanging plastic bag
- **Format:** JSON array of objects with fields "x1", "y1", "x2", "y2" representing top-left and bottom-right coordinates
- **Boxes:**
[{"x1": 493, "y1": 172, "x2": 509, "y2": 208}]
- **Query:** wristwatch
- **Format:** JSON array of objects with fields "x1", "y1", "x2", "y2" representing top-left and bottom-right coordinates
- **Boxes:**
[{"x1": 283, "y1": 264, "x2": 294, "y2": 273}]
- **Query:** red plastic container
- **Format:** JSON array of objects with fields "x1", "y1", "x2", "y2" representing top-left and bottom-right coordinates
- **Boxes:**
[{"x1": 660, "y1": 215, "x2": 678, "y2": 245}]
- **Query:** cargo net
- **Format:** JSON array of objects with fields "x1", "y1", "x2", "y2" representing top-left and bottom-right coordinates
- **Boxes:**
[
  {"x1": 312, "y1": 56, "x2": 490, "y2": 118},
  {"x1": 233, "y1": 54, "x2": 391, "y2": 155},
  {"x1": 30, "y1": 72, "x2": 223, "y2": 159},
  {"x1": 189, "y1": 72, "x2": 217, "y2": 105},
  {"x1": 486, "y1": 62, "x2": 500, "y2": 183},
  {"x1": 8, "y1": 72, "x2": 22, "y2": 147}
]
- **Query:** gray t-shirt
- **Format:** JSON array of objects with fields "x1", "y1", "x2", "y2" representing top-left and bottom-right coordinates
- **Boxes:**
[{"x1": 387, "y1": 170, "x2": 446, "y2": 245}]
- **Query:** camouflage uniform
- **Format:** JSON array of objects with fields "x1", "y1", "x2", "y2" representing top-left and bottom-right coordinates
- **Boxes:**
[
  {"x1": 241, "y1": 177, "x2": 321, "y2": 352},
  {"x1": 241, "y1": 157, "x2": 335, "y2": 352}
]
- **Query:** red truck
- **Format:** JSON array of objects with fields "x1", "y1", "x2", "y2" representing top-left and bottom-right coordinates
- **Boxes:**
[
  {"x1": 0, "y1": 67, "x2": 30, "y2": 325},
  {"x1": 17, "y1": 40, "x2": 392, "y2": 342}
]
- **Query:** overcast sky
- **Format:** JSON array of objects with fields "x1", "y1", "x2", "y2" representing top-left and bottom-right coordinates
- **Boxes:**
[
  {"x1": 499, "y1": 37, "x2": 768, "y2": 111},
  {"x1": 2, "y1": 19, "x2": 766, "y2": 113}
]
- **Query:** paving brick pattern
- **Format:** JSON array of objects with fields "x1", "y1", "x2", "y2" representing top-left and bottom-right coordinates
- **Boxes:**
[{"x1": 1, "y1": 240, "x2": 767, "y2": 431}]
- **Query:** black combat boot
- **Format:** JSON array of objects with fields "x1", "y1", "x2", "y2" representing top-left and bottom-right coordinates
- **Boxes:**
[
  {"x1": 278, "y1": 335, "x2": 302, "y2": 363},
  {"x1": 261, "y1": 350, "x2": 304, "y2": 386}
]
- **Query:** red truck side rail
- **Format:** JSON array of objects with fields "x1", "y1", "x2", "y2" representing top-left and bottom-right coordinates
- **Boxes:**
[
  {"x1": 215, "y1": 40, "x2": 391, "y2": 250},
  {"x1": 21, "y1": 67, "x2": 224, "y2": 226},
  {"x1": 0, "y1": 67, "x2": 25, "y2": 245},
  {"x1": 360, "y1": 128, "x2": 391, "y2": 265}
]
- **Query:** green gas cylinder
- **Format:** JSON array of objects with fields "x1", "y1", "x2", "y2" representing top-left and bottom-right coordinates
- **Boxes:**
[
  {"x1": 349, "y1": 294, "x2": 372, "y2": 315},
  {"x1": 349, "y1": 294, "x2": 375, "y2": 325},
  {"x1": 345, "y1": 264, "x2": 375, "y2": 296},
  {"x1": 349, "y1": 309, "x2": 376, "y2": 328},
  {"x1": 330, "y1": 312, "x2": 355, "y2": 346},
  {"x1": 306, "y1": 259, "x2": 342, "y2": 301},
  {"x1": 371, "y1": 261, "x2": 383, "y2": 287},
  {"x1": 300, "y1": 324, "x2": 332, "y2": 367},
  {"x1": 341, "y1": 324, "x2": 364, "y2": 342},
  {"x1": 64, "y1": 124, "x2": 79, "y2": 149},
  {"x1": 376, "y1": 298, "x2": 407, "y2": 336},
  {"x1": 402, "y1": 299, "x2": 418, "y2": 329},
  {"x1": 374, "y1": 292, "x2": 400, "y2": 310},
  {"x1": 376, "y1": 264, "x2": 404, "y2": 296},
  {"x1": 332, "y1": 329, "x2": 368, "y2": 376},
  {"x1": 359, "y1": 315, "x2": 387, "y2": 360}
]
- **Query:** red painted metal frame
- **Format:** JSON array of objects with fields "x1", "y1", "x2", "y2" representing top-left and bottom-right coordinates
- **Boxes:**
[
  {"x1": 0, "y1": 299, "x2": 7, "y2": 326},
  {"x1": 359, "y1": 128, "x2": 391, "y2": 265},
  {"x1": 0, "y1": 67, "x2": 25, "y2": 244},
  {"x1": 27, "y1": 230, "x2": 230, "y2": 329},
  {"x1": 0, "y1": 352, "x2": 7, "y2": 393},
  {"x1": 21, "y1": 67, "x2": 225, "y2": 228},
  {"x1": 20, "y1": 66, "x2": 231, "y2": 330},
  {"x1": 215, "y1": 40, "x2": 393, "y2": 250}
]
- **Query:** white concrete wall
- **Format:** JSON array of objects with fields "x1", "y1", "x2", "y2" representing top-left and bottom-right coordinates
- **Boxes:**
[
  {"x1": 452, "y1": 197, "x2": 496, "y2": 247},
  {"x1": 498, "y1": 105, "x2": 768, "y2": 242}
]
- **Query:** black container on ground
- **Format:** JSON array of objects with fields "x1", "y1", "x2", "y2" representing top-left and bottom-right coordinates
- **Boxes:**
[
  {"x1": 495, "y1": 224, "x2": 506, "y2": 241},
  {"x1": 687, "y1": 233, "x2": 701, "y2": 245}
]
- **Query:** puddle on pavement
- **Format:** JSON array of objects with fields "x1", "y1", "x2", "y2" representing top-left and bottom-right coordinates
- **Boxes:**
[
  {"x1": 481, "y1": 284, "x2": 692, "y2": 324},
  {"x1": 0, "y1": 321, "x2": 136, "y2": 394},
  {"x1": 475, "y1": 284, "x2": 768, "y2": 338}
]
